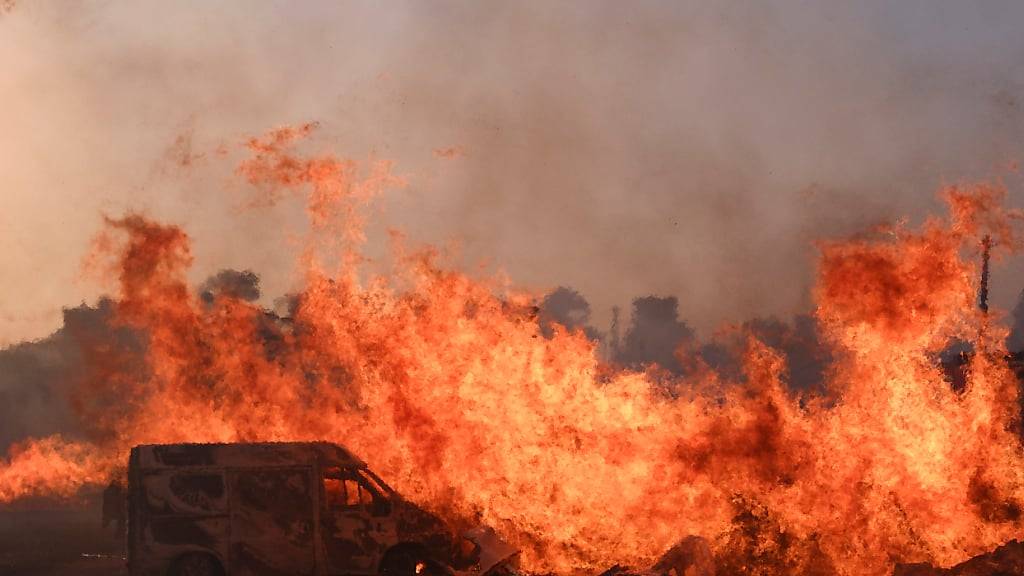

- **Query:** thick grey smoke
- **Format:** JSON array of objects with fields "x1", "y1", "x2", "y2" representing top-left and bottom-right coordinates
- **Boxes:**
[
  {"x1": 1007, "y1": 292, "x2": 1024, "y2": 353},
  {"x1": 0, "y1": 300, "x2": 134, "y2": 452},
  {"x1": 698, "y1": 315, "x2": 833, "y2": 396},
  {"x1": 0, "y1": 270, "x2": 280, "y2": 452},
  {"x1": 0, "y1": 329, "x2": 80, "y2": 452},
  {"x1": 2, "y1": 1, "x2": 1024, "y2": 343}
]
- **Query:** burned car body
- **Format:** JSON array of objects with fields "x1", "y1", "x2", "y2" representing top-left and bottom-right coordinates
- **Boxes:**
[{"x1": 127, "y1": 442, "x2": 517, "y2": 576}]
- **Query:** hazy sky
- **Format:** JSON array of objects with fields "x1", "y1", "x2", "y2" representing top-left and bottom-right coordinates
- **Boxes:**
[{"x1": 3, "y1": 1, "x2": 1024, "y2": 346}]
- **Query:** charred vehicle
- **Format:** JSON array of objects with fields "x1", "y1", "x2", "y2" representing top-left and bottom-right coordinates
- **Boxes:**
[{"x1": 127, "y1": 442, "x2": 518, "y2": 576}]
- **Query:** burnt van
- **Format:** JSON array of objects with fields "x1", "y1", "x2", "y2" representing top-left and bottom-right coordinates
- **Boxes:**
[{"x1": 127, "y1": 442, "x2": 517, "y2": 576}]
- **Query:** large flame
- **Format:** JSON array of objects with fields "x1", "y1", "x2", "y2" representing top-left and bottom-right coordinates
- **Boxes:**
[{"x1": 3, "y1": 128, "x2": 1024, "y2": 575}]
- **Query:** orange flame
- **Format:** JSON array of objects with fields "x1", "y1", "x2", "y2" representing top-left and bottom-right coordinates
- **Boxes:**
[{"x1": 2, "y1": 126, "x2": 1024, "y2": 575}]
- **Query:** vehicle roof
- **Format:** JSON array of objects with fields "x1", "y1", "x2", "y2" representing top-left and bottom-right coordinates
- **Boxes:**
[{"x1": 131, "y1": 441, "x2": 366, "y2": 470}]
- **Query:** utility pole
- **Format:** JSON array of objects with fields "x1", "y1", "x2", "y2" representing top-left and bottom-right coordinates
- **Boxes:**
[
  {"x1": 947, "y1": 235, "x2": 994, "y2": 394},
  {"x1": 979, "y1": 235, "x2": 992, "y2": 315}
]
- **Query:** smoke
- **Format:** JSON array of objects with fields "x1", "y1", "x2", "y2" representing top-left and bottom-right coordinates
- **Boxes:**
[
  {"x1": 0, "y1": 300, "x2": 137, "y2": 452},
  {"x1": 1007, "y1": 291, "x2": 1024, "y2": 353},
  {"x1": 3, "y1": 1, "x2": 1024, "y2": 344},
  {"x1": 0, "y1": 270, "x2": 273, "y2": 453},
  {"x1": 0, "y1": 331, "x2": 78, "y2": 453}
]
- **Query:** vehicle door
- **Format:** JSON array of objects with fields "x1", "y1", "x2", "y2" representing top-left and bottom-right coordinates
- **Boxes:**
[
  {"x1": 321, "y1": 466, "x2": 395, "y2": 574},
  {"x1": 228, "y1": 467, "x2": 316, "y2": 576},
  {"x1": 134, "y1": 469, "x2": 230, "y2": 574}
]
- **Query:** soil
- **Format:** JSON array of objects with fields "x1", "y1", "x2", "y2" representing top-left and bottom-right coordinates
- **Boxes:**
[{"x1": 0, "y1": 506, "x2": 125, "y2": 576}]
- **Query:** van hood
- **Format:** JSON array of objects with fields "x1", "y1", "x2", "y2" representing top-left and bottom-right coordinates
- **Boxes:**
[
  {"x1": 392, "y1": 498, "x2": 518, "y2": 576},
  {"x1": 457, "y1": 525, "x2": 520, "y2": 576}
]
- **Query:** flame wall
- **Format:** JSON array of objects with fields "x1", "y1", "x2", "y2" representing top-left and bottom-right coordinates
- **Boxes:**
[{"x1": 3, "y1": 130, "x2": 1024, "y2": 575}]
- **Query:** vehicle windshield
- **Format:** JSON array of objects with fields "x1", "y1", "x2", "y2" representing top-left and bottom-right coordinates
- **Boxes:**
[{"x1": 357, "y1": 467, "x2": 393, "y2": 496}]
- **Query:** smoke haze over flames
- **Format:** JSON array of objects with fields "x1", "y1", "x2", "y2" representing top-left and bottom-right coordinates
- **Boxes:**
[
  {"x1": 3, "y1": 130, "x2": 1024, "y2": 575},
  {"x1": 5, "y1": 1, "x2": 1024, "y2": 346}
]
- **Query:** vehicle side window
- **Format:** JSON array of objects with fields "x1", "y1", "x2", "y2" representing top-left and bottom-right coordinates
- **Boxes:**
[
  {"x1": 323, "y1": 467, "x2": 379, "y2": 510},
  {"x1": 324, "y1": 477, "x2": 345, "y2": 508},
  {"x1": 344, "y1": 479, "x2": 361, "y2": 506}
]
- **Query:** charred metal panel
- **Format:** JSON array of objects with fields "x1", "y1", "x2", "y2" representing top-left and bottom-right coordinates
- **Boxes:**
[
  {"x1": 133, "y1": 468, "x2": 229, "y2": 576},
  {"x1": 320, "y1": 467, "x2": 397, "y2": 574},
  {"x1": 393, "y1": 499, "x2": 455, "y2": 562},
  {"x1": 148, "y1": 516, "x2": 227, "y2": 549},
  {"x1": 128, "y1": 442, "x2": 519, "y2": 576},
  {"x1": 137, "y1": 441, "x2": 363, "y2": 470},
  {"x1": 456, "y1": 527, "x2": 520, "y2": 576},
  {"x1": 233, "y1": 542, "x2": 304, "y2": 576},
  {"x1": 394, "y1": 500, "x2": 448, "y2": 537},
  {"x1": 142, "y1": 471, "x2": 226, "y2": 516},
  {"x1": 229, "y1": 467, "x2": 315, "y2": 576},
  {"x1": 128, "y1": 447, "x2": 141, "y2": 576},
  {"x1": 152, "y1": 444, "x2": 217, "y2": 467}
]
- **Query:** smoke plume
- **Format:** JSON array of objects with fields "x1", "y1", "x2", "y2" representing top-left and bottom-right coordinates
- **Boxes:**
[{"x1": 3, "y1": 1, "x2": 1024, "y2": 346}]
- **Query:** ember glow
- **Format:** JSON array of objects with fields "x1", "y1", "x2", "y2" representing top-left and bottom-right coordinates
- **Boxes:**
[{"x1": 3, "y1": 128, "x2": 1024, "y2": 575}]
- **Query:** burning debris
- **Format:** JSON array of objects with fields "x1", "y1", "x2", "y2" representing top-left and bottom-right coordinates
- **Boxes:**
[
  {"x1": 2, "y1": 128, "x2": 1024, "y2": 575},
  {"x1": 893, "y1": 540, "x2": 1024, "y2": 575},
  {"x1": 599, "y1": 537, "x2": 715, "y2": 576}
]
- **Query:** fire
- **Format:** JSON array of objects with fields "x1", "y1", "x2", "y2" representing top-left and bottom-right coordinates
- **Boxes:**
[
  {"x1": 0, "y1": 436, "x2": 112, "y2": 502},
  {"x1": 2, "y1": 126, "x2": 1024, "y2": 575}
]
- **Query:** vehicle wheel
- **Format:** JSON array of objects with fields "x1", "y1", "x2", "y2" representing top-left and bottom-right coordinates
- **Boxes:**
[
  {"x1": 382, "y1": 548, "x2": 442, "y2": 576},
  {"x1": 170, "y1": 553, "x2": 223, "y2": 576}
]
